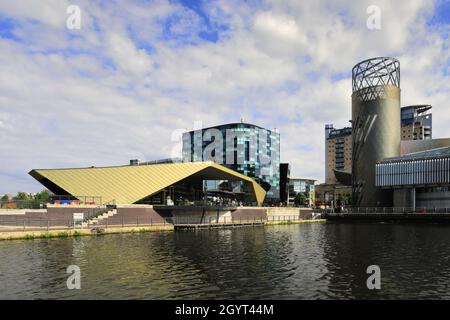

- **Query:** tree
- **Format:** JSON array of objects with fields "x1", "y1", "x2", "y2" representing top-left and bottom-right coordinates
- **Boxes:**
[
  {"x1": 14, "y1": 192, "x2": 31, "y2": 201},
  {"x1": 342, "y1": 193, "x2": 352, "y2": 206},
  {"x1": 34, "y1": 189, "x2": 51, "y2": 201},
  {"x1": 294, "y1": 193, "x2": 307, "y2": 207},
  {"x1": 1, "y1": 194, "x2": 9, "y2": 202}
]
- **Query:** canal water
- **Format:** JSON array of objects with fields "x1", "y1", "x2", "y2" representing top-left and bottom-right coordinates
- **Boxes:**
[{"x1": 1, "y1": 222, "x2": 450, "y2": 299}]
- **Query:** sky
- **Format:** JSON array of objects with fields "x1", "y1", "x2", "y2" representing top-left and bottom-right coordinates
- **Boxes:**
[{"x1": 0, "y1": 0, "x2": 449, "y2": 194}]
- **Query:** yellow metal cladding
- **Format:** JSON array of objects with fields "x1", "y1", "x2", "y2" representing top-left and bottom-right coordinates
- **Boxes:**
[{"x1": 29, "y1": 162, "x2": 266, "y2": 205}]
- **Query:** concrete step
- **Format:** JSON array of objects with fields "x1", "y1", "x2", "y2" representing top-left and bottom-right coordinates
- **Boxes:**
[{"x1": 82, "y1": 209, "x2": 117, "y2": 227}]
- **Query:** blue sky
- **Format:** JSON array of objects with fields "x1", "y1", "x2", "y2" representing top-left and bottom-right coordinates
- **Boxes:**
[{"x1": 0, "y1": 0, "x2": 449, "y2": 194}]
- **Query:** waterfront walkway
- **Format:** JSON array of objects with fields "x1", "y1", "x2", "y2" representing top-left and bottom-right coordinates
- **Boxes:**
[{"x1": 0, "y1": 217, "x2": 325, "y2": 240}]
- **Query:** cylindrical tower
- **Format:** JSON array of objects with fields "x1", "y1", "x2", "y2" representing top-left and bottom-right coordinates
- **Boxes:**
[{"x1": 352, "y1": 57, "x2": 401, "y2": 207}]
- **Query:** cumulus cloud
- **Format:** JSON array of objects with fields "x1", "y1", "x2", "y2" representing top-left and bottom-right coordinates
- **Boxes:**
[{"x1": 0, "y1": 0, "x2": 448, "y2": 194}]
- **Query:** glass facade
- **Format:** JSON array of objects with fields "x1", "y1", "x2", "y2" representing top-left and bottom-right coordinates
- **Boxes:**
[
  {"x1": 182, "y1": 123, "x2": 280, "y2": 202},
  {"x1": 288, "y1": 178, "x2": 316, "y2": 207}
]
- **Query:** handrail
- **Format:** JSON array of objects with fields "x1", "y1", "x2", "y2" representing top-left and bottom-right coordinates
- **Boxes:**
[
  {"x1": 317, "y1": 207, "x2": 450, "y2": 214},
  {"x1": 83, "y1": 199, "x2": 116, "y2": 222},
  {"x1": 51, "y1": 195, "x2": 103, "y2": 205},
  {"x1": 0, "y1": 214, "x2": 317, "y2": 232}
]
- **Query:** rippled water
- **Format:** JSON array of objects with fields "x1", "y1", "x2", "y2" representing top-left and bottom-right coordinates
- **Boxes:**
[{"x1": 1, "y1": 222, "x2": 450, "y2": 299}]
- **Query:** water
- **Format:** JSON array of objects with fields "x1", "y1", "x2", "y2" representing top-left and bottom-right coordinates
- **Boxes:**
[{"x1": 1, "y1": 222, "x2": 450, "y2": 299}]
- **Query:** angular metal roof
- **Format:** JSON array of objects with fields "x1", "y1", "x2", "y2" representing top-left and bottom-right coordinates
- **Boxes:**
[{"x1": 29, "y1": 161, "x2": 266, "y2": 205}]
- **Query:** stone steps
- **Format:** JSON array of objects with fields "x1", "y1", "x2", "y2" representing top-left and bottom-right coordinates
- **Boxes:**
[{"x1": 82, "y1": 209, "x2": 117, "y2": 227}]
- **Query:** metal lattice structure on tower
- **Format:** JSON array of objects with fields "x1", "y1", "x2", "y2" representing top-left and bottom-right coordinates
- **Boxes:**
[{"x1": 352, "y1": 57, "x2": 400, "y2": 102}]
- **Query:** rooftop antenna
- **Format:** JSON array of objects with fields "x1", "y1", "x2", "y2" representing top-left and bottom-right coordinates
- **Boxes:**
[{"x1": 240, "y1": 117, "x2": 244, "y2": 123}]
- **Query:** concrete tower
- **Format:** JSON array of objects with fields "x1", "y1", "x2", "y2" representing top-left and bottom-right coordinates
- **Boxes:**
[{"x1": 351, "y1": 57, "x2": 401, "y2": 207}]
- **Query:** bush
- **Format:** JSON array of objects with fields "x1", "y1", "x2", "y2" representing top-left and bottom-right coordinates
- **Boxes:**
[{"x1": 57, "y1": 232, "x2": 69, "y2": 238}]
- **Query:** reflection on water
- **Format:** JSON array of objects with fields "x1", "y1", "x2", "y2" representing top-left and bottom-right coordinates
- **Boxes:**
[{"x1": 1, "y1": 222, "x2": 450, "y2": 299}]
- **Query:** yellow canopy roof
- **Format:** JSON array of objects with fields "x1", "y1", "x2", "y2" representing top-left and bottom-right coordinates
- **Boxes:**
[{"x1": 29, "y1": 161, "x2": 266, "y2": 205}]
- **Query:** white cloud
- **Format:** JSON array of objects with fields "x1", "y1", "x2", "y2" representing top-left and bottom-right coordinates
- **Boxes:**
[
  {"x1": 107, "y1": 32, "x2": 153, "y2": 76},
  {"x1": 253, "y1": 12, "x2": 308, "y2": 57}
]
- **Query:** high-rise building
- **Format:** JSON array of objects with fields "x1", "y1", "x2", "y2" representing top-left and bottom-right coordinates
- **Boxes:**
[
  {"x1": 401, "y1": 105, "x2": 432, "y2": 141},
  {"x1": 325, "y1": 125, "x2": 352, "y2": 184},
  {"x1": 352, "y1": 57, "x2": 401, "y2": 207},
  {"x1": 182, "y1": 122, "x2": 280, "y2": 202}
]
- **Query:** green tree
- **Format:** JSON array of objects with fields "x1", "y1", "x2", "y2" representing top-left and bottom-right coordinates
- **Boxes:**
[
  {"x1": 294, "y1": 193, "x2": 307, "y2": 207},
  {"x1": 14, "y1": 192, "x2": 31, "y2": 201},
  {"x1": 1, "y1": 194, "x2": 9, "y2": 202},
  {"x1": 34, "y1": 189, "x2": 51, "y2": 202},
  {"x1": 342, "y1": 193, "x2": 352, "y2": 205}
]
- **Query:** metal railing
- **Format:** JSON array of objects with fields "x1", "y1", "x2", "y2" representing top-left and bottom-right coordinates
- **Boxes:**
[
  {"x1": 0, "y1": 214, "x2": 314, "y2": 232},
  {"x1": 83, "y1": 199, "x2": 116, "y2": 222},
  {"x1": 317, "y1": 207, "x2": 450, "y2": 215},
  {"x1": 51, "y1": 195, "x2": 103, "y2": 205},
  {"x1": 141, "y1": 200, "x2": 258, "y2": 207}
]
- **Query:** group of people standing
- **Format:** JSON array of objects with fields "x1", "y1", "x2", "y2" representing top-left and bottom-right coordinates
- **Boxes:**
[{"x1": 209, "y1": 195, "x2": 242, "y2": 207}]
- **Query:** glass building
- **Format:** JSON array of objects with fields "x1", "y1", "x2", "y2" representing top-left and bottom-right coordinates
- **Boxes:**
[
  {"x1": 288, "y1": 178, "x2": 316, "y2": 207},
  {"x1": 182, "y1": 122, "x2": 280, "y2": 202}
]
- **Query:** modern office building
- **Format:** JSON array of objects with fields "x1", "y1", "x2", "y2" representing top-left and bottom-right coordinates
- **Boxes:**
[
  {"x1": 352, "y1": 57, "x2": 401, "y2": 207},
  {"x1": 288, "y1": 178, "x2": 316, "y2": 207},
  {"x1": 318, "y1": 125, "x2": 353, "y2": 208},
  {"x1": 325, "y1": 125, "x2": 352, "y2": 184},
  {"x1": 376, "y1": 147, "x2": 450, "y2": 208},
  {"x1": 182, "y1": 122, "x2": 280, "y2": 202},
  {"x1": 401, "y1": 105, "x2": 432, "y2": 141}
]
